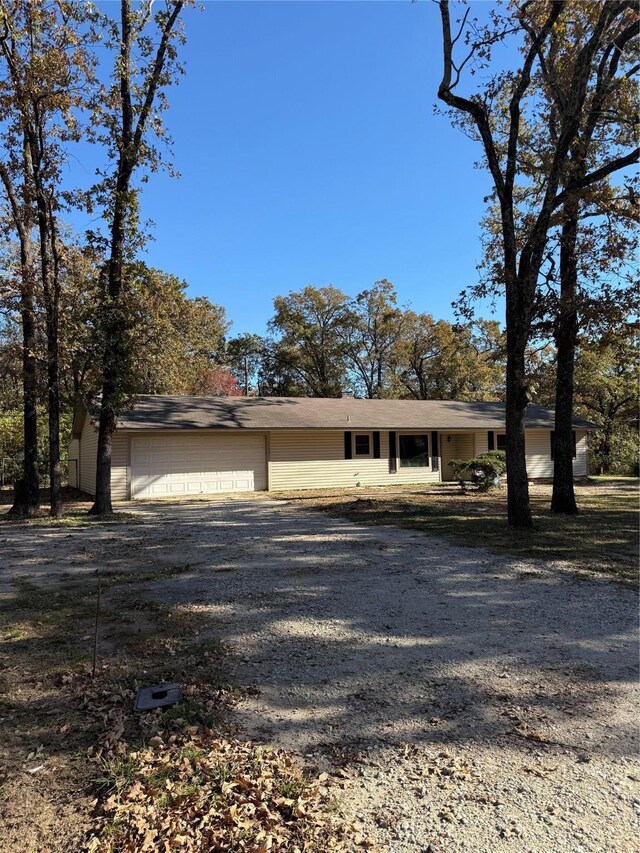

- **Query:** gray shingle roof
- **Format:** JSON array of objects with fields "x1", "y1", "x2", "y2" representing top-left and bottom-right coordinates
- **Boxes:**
[{"x1": 114, "y1": 395, "x2": 595, "y2": 431}]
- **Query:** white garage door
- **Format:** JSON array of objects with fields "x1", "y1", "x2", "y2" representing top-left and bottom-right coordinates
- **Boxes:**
[{"x1": 130, "y1": 433, "x2": 267, "y2": 499}]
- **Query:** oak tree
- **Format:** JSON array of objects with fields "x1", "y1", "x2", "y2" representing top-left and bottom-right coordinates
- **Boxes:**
[
  {"x1": 89, "y1": 0, "x2": 186, "y2": 515},
  {"x1": 436, "y1": 0, "x2": 639, "y2": 526}
]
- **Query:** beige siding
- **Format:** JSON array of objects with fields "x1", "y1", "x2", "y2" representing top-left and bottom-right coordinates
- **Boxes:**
[
  {"x1": 269, "y1": 430, "x2": 441, "y2": 491},
  {"x1": 440, "y1": 432, "x2": 476, "y2": 481},
  {"x1": 69, "y1": 421, "x2": 590, "y2": 501},
  {"x1": 79, "y1": 417, "x2": 98, "y2": 495},
  {"x1": 574, "y1": 430, "x2": 588, "y2": 475},
  {"x1": 73, "y1": 421, "x2": 129, "y2": 499},
  {"x1": 474, "y1": 430, "x2": 490, "y2": 455},
  {"x1": 68, "y1": 438, "x2": 80, "y2": 487},
  {"x1": 525, "y1": 428, "x2": 588, "y2": 478},
  {"x1": 442, "y1": 428, "x2": 588, "y2": 479},
  {"x1": 112, "y1": 433, "x2": 130, "y2": 500}
]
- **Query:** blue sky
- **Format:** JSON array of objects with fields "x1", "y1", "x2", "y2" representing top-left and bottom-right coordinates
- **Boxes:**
[{"x1": 74, "y1": 1, "x2": 498, "y2": 337}]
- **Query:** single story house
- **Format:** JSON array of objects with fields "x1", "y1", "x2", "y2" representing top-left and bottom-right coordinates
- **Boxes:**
[{"x1": 68, "y1": 395, "x2": 594, "y2": 500}]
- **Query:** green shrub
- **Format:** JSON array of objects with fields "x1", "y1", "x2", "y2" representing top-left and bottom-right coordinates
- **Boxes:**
[{"x1": 449, "y1": 450, "x2": 507, "y2": 492}]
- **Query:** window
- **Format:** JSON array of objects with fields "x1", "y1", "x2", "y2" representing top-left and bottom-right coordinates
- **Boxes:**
[
  {"x1": 496, "y1": 433, "x2": 506, "y2": 452},
  {"x1": 399, "y1": 434, "x2": 430, "y2": 468},
  {"x1": 353, "y1": 433, "x2": 371, "y2": 456}
]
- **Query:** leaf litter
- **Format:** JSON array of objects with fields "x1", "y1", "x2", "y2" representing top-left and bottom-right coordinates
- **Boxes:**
[{"x1": 80, "y1": 675, "x2": 377, "y2": 853}]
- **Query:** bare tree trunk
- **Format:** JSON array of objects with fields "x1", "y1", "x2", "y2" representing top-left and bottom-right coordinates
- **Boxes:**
[
  {"x1": 504, "y1": 293, "x2": 532, "y2": 528},
  {"x1": 89, "y1": 0, "x2": 183, "y2": 514},
  {"x1": 46, "y1": 210, "x2": 63, "y2": 517},
  {"x1": 90, "y1": 173, "x2": 130, "y2": 515},
  {"x1": 31, "y1": 128, "x2": 63, "y2": 517},
  {"x1": 46, "y1": 319, "x2": 62, "y2": 516},
  {"x1": 599, "y1": 414, "x2": 614, "y2": 474},
  {"x1": 1, "y1": 150, "x2": 40, "y2": 518},
  {"x1": 10, "y1": 274, "x2": 40, "y2": 517},
  {"x1": 551, "y1": 194, "x2": 579, "y2": 514}
]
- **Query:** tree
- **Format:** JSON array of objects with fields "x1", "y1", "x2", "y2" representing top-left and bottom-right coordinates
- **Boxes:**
[
  {"x1": 60, "y1": 259, "x2": 229, "y2": 402},
  {"x1": 0, "y1": 31, "x2": 38, "y2": 514},
  {"x1": 0, "y1": 0, "x2": 95, "y2": 516},
  {"x1": 90, "y1": 0, "x2": 186, "y2": 515},
  {"x1": 268, "y1": 286, "x2": 351, "y2": 397},
  {"x1": 477, "y1": 182, "x2": 638, "y2": 503},
  {"x1": 343, "y1": 280, "x2": 405, "y2": 398},
  {"x1": 523, "y1": 3, "x2": 640, "y2": 513},
  {"x1": 186, "y1": 365, "x2": 241, "y2": 397},
  {"x1": 389, "y1": 313, "x2": 504, "y2": 401},
  {"x1": 574, "y1": 328, "x2": 639, "y2": 475},
  {"x1": 0, "y1": 310, "x2": 23, "y2": 411},
  {"x1": 437, "y1": 0, "x2": 639, "y2": 527},
  {"x1": 226, "y1": 333, "x2": 267, "y2": 395},
  {"x1": 121, "y1": 267, "x2": 228, "y2": 395}
]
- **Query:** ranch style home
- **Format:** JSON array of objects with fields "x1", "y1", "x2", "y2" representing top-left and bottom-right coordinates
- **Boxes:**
[{"x1": 68, "y1": 396, "x2": 593, "y2": 501}]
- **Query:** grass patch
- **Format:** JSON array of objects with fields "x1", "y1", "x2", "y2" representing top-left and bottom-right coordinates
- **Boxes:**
[
  {"x1": 0, "y1": 510, "x2": 141, "y2": 528},
  {"x1": 95, "y1": 755, "x2": 140, "y2": 794},
  {"x1": 277, "y1": 479, "x2": 638, "y2": 585}
]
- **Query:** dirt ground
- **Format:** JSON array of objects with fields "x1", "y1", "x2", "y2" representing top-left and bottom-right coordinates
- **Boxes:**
[{"x1": 1, "y1": 495, "x2": 638, "y2": 852}]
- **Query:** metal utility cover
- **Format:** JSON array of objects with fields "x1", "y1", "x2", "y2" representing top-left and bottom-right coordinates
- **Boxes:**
[{"x1": 134, "y1": 682, "x2": 183, "y2": 712}]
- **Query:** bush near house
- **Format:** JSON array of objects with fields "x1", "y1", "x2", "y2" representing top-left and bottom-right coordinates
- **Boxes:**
[{"x1": 449, "y1": 450, "x2": 507, "y2": 492}]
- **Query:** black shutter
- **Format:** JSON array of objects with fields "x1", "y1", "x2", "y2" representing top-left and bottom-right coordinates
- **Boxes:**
[
  {"x1": 373, "y1": 431, "x2": 380, "y2": 459},
  {"x1": 389, "y1": 431, "x2": 397, "y2": 473},
  {"x1": 431, "y1": 431, "x2": 439, "y2": 471},
  {"x1": 550, "y1": 431, "x2": 555, "y2": 460},
  {"x1": 572, "y1": 430, "x2": 577, "y2": 458},
  {"x1": 344, "y1": 431, "x2": 352, "y2": 459},
  {"x1": 488, "y1": 431, "x2": 495, "y2": 451}
]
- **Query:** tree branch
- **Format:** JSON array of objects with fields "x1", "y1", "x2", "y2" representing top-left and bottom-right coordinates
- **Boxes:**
[
  {"x1": 132, "y1": 0, "x2": 183, "y2": 156},
  {"x1": 553, "y1": 147, "x2": 640, "y2": 208},
  {"x1": 437, "y1": 0, "x2": 505, "y2": 200}
]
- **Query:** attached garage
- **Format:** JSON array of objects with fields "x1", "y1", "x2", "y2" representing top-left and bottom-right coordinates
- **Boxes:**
[{"x1": 130, "y1": 433, "x2": 267, "y2": 499}]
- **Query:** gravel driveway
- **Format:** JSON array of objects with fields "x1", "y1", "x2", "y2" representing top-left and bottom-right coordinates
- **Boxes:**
[{"x1": 2, "y1": 497, "x2": 638, "y2": 852}]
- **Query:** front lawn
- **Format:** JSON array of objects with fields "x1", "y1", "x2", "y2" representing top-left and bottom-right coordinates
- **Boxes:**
[{"x1": 276, "y1": 478, "x2": 639, "y2": 585}]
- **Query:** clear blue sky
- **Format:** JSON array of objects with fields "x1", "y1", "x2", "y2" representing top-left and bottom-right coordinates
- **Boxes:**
[{"x1": 76, "y1": 2, "x2": 499, "y2": 337}]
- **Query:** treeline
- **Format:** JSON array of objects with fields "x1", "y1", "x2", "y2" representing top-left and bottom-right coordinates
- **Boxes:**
[
  {"x1": 229, "y1": 284, "x2": 638, "y2": 479},
  {"x1": 226, "y1": 282, "x2": 504, "y2": 401}
]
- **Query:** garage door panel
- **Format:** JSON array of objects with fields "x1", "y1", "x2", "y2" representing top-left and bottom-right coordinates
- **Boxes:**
[{"x1": 131, "y1": 434, "x2": 266, "y2": 499}]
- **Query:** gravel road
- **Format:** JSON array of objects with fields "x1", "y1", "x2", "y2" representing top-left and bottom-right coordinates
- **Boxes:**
[{"x1": 2, "y1": 497, "x2": 638, "y2": 852}]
